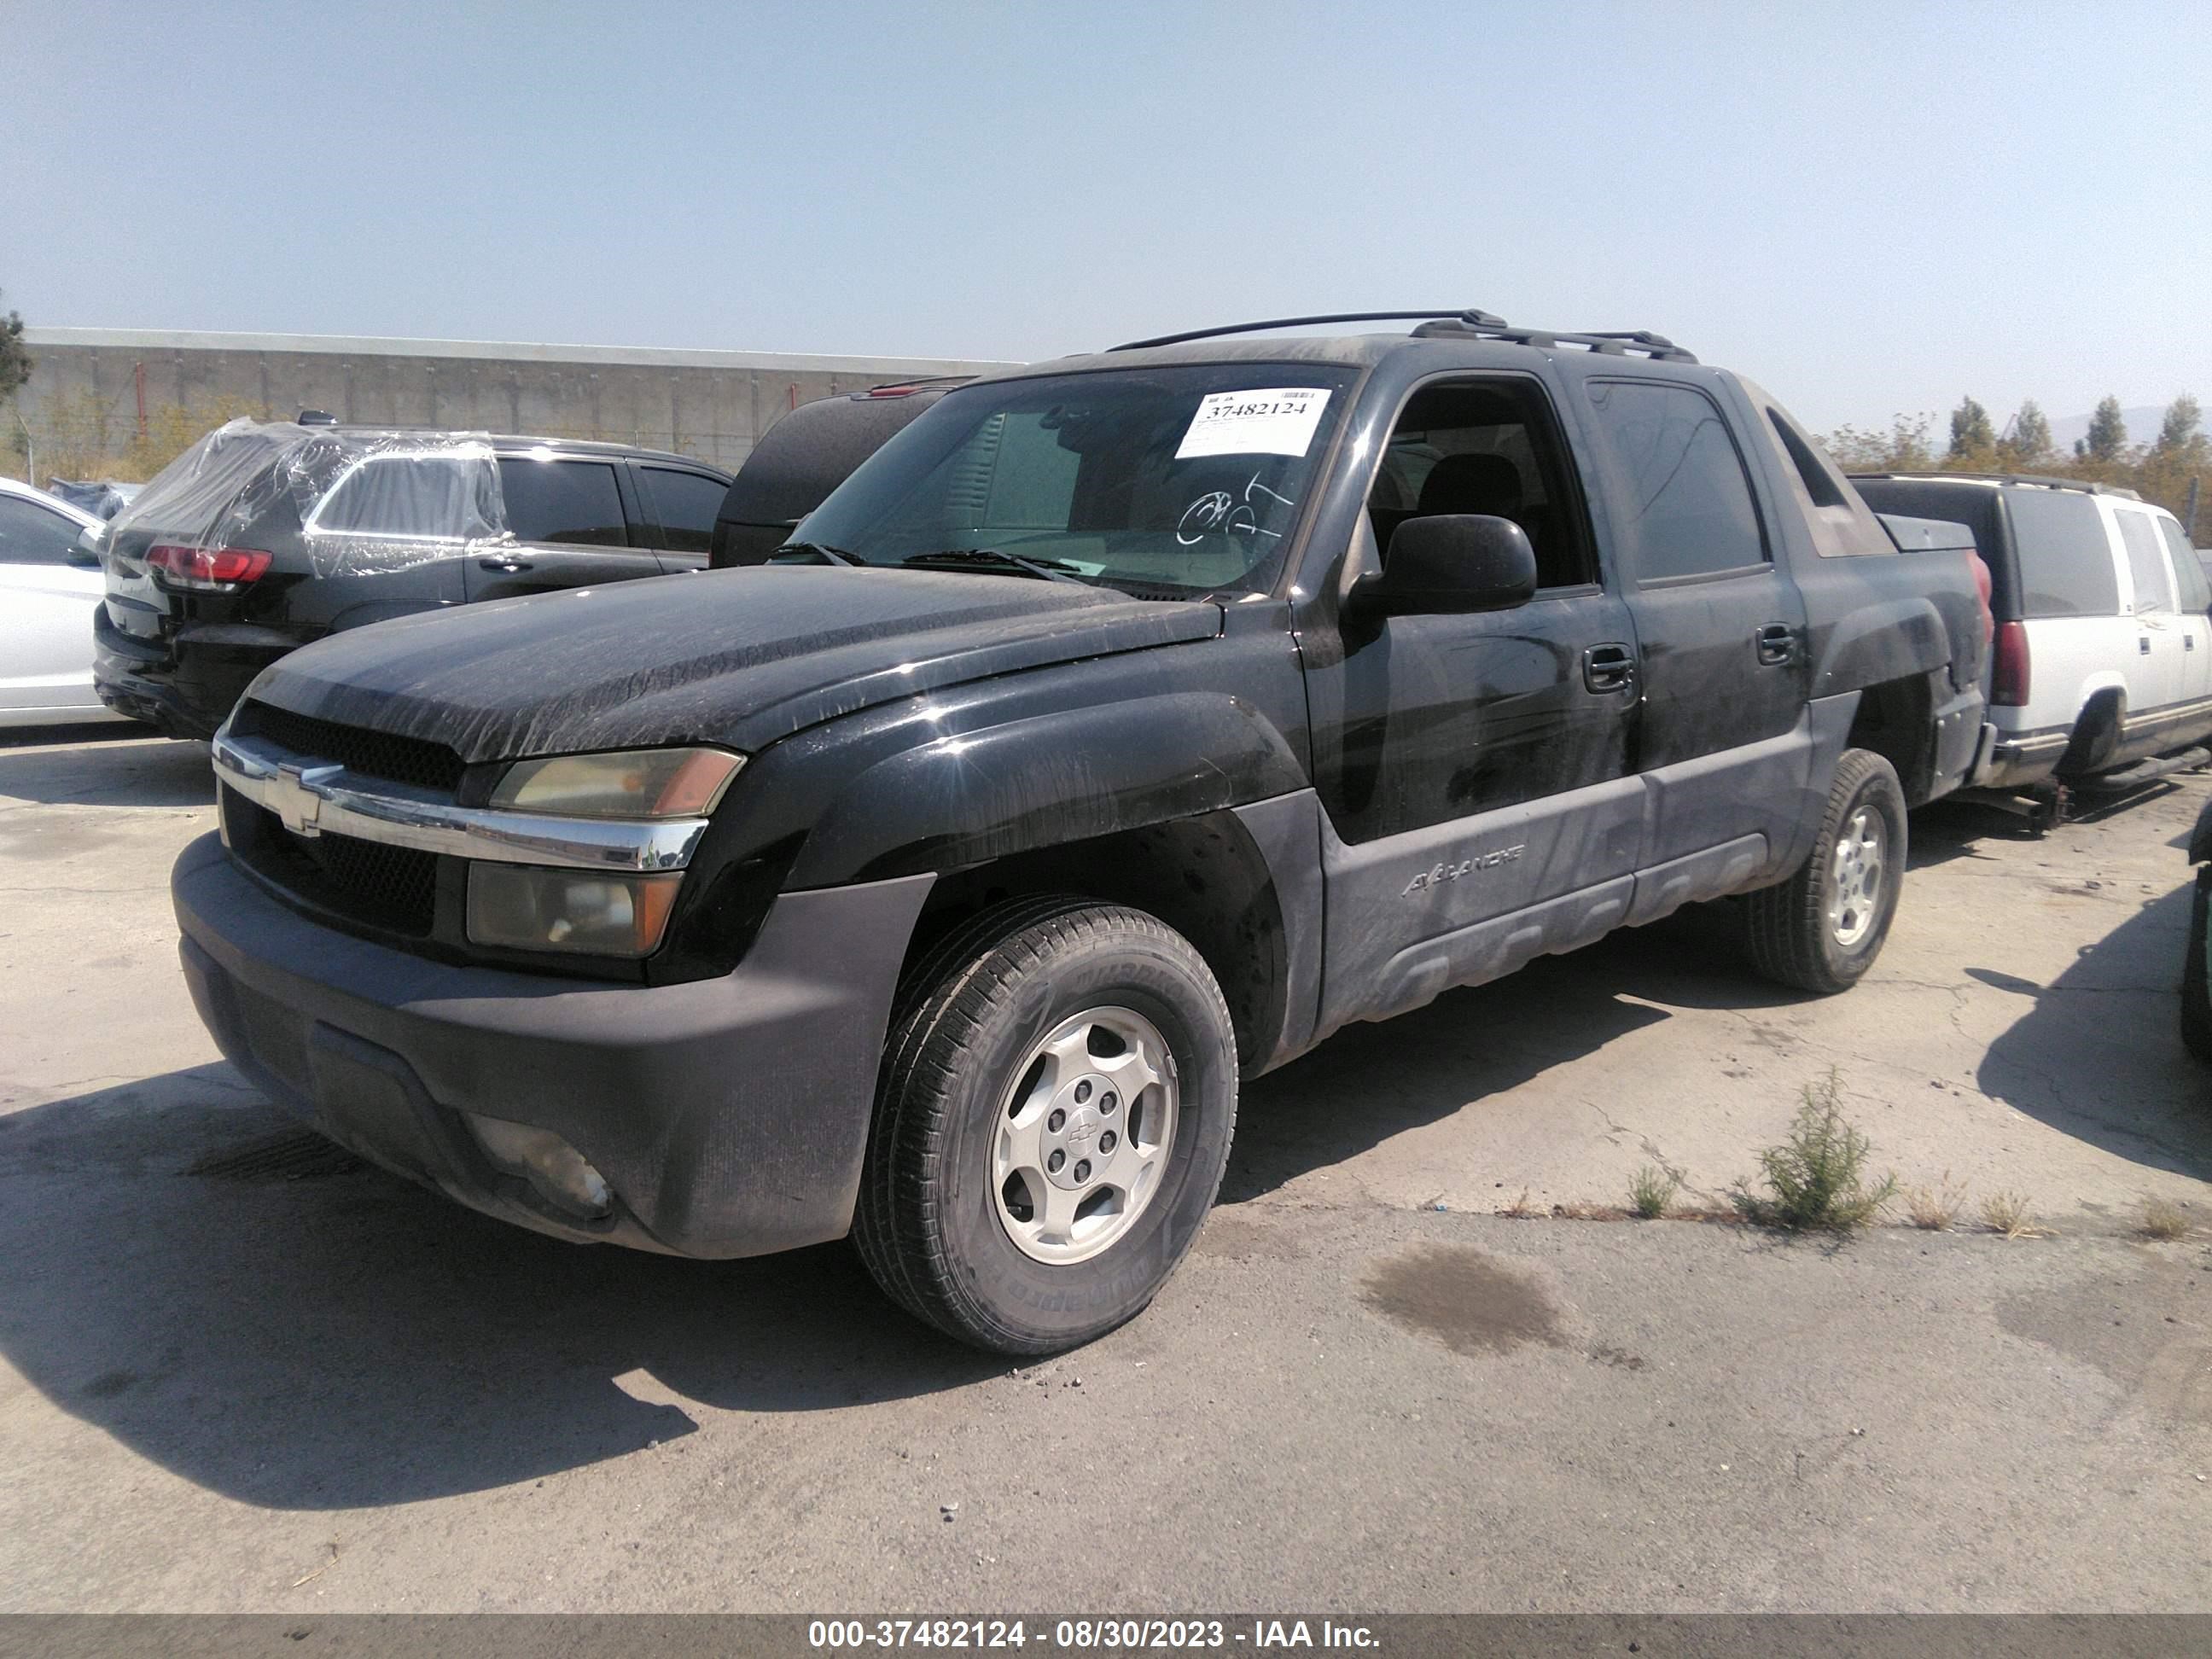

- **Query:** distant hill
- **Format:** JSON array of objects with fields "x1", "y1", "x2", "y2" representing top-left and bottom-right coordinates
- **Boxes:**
[{"x1": 2048, "y1": 405, "x2": 2171, "y2": 451}]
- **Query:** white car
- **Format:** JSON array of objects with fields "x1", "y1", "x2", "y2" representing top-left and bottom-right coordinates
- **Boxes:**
[
  {"x1": 1853, "y1": 473, "x2": 2212, "y2": 788},
  {"x1": 0, "y1": 476, "x2": 131, "y2": 727}
]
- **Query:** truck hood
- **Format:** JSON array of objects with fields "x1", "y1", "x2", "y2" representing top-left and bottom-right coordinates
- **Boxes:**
[{"x1": 244, "y1": 565, "x2": 1225, "y2": 763}]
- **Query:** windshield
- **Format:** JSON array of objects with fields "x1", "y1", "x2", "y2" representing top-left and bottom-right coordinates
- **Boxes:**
[{"x1": 791, "y1": 364, "x2": 1359, "y2": 597}]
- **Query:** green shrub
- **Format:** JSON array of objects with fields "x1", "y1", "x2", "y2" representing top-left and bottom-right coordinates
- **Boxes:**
[{"x1": 1732, "y1": 1071, "x2": 1897, "y2": 1231}]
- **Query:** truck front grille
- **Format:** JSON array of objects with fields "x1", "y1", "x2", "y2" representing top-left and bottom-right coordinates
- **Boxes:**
[
  {"x1": 236, "y1": 701, "x2": 466, "y2": 794},
  {"x1": 232, "y1": 795, "x2": 439, "y2": 936}
]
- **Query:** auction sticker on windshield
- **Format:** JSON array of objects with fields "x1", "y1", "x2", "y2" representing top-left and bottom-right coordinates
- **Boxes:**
[{"x1": 1174, "y1": 388, "x2": 1332, "y2": 459}]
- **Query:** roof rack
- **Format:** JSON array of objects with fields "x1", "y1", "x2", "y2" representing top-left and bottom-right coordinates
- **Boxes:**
[
  {"x1": 1848, "y1": 469, "x2": 2142, "y2": 501},
  {"x1": 1408, "y1": 317, "x2": 1697, "y2": 362},
  {"x1": 1109, "y1": 309, "x2": 1697, "y2": 363},
  {"x1": 1110, "y1": 311, "x2": 1506, "y2": 351}
]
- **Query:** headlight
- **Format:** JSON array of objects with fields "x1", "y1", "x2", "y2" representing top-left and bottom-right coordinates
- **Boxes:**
[
  {"x1": 489, "y1": 746, "x2": 744, "y2": 819},
  {"x1": 467, "y1": 864, "x2": 682, "y2": 957}
]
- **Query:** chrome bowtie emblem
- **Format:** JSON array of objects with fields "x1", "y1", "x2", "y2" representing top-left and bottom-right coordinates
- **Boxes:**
[{"x1": 271, "y1": 762, "x2": 340, "y2": 837}]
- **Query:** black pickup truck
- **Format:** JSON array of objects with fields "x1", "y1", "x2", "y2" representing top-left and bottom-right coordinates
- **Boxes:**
[{"x1": 172, "y1": 310, "x2": 1989, "y2": 1353}]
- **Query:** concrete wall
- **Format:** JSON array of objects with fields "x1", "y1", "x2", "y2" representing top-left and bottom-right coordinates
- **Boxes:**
[{"x1": 15, "y1": 329, "x2": 1014, "y2": 477}]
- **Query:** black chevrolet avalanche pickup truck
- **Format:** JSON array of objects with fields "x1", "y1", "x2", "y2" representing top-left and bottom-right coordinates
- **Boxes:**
[{"x1": 172, "y1": 311, "x2": 1989, "y2": 1354}]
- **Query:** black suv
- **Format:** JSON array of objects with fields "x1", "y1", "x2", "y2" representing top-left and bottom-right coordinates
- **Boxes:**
[{"x1": 93, "y1": 421, "x2": 730, "y2": 737}]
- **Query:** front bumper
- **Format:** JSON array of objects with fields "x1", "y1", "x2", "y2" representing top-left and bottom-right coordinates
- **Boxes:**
[{"x1": 172, "y1": 834, "x2": 934, "y2": 1258}]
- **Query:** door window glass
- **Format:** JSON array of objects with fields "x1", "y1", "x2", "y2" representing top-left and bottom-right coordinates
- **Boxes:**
[
  {"x1": 0, "y1": 495, "x2": 89, "y2": 565},
  {"x1": 2159, "y1": 515, "x2": 2211, "y2": 611},
  {"x1": 1367, "y1": 379, "x2": 1595, "y2": 588},
  {"x1": 1582, "y1": 381, "x2": 1767, "y2": 579},
  {"x1": 642, "y1": 468, "x2": 727, "y2": 553},
  {"x1": 2004, "y1": 490, "x2": 2121, "y2": 617},
  {"x1": 497, "y1": 458, "x2": 629, "y2": 547},
  {"x1": 2116, "y1": 509, "x2": 2174, "y2": 614}
]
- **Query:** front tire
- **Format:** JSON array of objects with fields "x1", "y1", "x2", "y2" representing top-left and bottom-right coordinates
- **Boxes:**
[
  {"x1": 854, "y1": 898, "x2": 1237, "y2": 1354},
  {"x1": 1745, "y1": 748, "x2": 1907, "y2": 994}
]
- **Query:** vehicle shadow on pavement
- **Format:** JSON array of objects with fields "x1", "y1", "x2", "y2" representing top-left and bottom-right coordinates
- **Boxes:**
[
  {"x1": 0, "y1": 733, "x2": 213, "y2": 807},
  {"x1": 0, "y1": 1066, "x2": 998, "y2": 1511},
  {"x1": 1907, "y1": 799, "x2": 2042, "y2": 868},
  {"x1": 1225, "y1": 905, "x2": 1802, "y2": 1203},
  {"x1": 1971, "y1": 885, "x2": 2212, "y2": 1181}
]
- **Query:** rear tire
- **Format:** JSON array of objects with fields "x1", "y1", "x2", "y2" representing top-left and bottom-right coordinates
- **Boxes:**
[
  {"x1": 2057, "y1": 696, "x2": 2122, "y2": 779},
  {"x1": 1745, "y1": 748, "x2": 1907, "y2": 995},
  {"x1": 854, "y1": 897, "x2": 1237, "y2": 1355},
  {"x1": 2182, "y1": 871, "x2": 2212, "y2": 1066}
]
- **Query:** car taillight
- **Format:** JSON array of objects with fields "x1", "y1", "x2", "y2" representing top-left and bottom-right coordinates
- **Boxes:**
[
  {"x1": 1969, "y1": 551, "x2": 1994, "y2": 646},
  {"x1": 1992, "y1": 620, "x2": 2031, "y2": 707},
  {"x1": 144, "y1": 544, "x2": 273, "y2": 591}
]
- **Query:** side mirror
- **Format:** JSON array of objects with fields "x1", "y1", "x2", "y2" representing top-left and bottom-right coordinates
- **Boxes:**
[
  {"x1": 1348, "y1": 514, "x2": 1537, "y2": 617},
  {"x1": 67, "y1": 544, "x2": 102, "y2": 569}
]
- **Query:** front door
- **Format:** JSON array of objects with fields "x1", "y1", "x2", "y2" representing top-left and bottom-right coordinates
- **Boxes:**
[{"x1": 1301, "y1": 374, "x2": 1644, "y2": 1027}]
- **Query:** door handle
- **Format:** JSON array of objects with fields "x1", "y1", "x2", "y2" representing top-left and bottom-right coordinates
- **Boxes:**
[
  {"x1": 2140, "y1": 635, "x2": 2152, "y2": 655},
  {"x1": 1755, "y1": 622, "x2": 1797, "y2": 666},
  {"x1": 478, "y1": 556, "x2": 533, "y2": 574},
  {"x1": 1583, "y1": 643, "x2": 1636, "y2": 694}
]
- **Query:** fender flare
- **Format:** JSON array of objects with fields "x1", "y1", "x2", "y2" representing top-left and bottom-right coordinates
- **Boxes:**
[
  {"x1": 1812, "y1": 595, "x2": 1952, "y2": 697},
  {"x1": 785, "y1": 690, "x2": 1310, "y2": 888}
]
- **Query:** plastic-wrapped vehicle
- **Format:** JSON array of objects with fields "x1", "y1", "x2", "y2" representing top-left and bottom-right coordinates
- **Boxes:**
[
  {"x1": 92, "y1": 421, "x2": 729, "y2": 737},
  {"x1": 172, "y1": 310, "x2": 1991, "y2": 1354}
]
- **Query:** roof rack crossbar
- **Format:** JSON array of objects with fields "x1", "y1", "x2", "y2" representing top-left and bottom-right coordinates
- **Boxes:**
[
  {"x1": 1409, "y1": 317, "x2": 1697, "y2": 363},
  {"x1": 1847, "y1": 469, "x2": 2142, "y2": 500},
  {"x1": 1109, "y1": 310, "x2": 1506, "y2": 352}
]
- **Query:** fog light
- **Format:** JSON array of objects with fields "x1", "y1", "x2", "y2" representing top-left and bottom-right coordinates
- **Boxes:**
[
  {"x1": 466, "y1": 864, "x2": 681, "y2": 957},
  {"x1": 463, "y1": 1114, "x2": 613, "y2": 1218}
]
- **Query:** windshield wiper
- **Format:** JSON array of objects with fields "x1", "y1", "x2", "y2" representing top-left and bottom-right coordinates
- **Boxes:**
[
  {"x1": 900, "y1": 548, "x2": 1091, "y2": 585},
  {"x1": 773, "y1": 540, "x2": 862, "y2": 567}
]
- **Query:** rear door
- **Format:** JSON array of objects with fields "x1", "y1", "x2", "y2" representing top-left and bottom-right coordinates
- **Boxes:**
[
  {"x1": 0, "y1": 492, "x2": 107, "y2": 713},
  {"x1": 470, "y1": 455, "x2": 667, "y2": 601},
  {"x1": 631, "y1": 463, "x2": 730, "y2": 573},
  {"x1": 1568, "y1": 371, "x2": 1810, "y2": 868},
  {"x1": 2112, "y1": 503, "x2": 2187, "y2": 719},
  {"x1": 2159, "y1": 514, "x2": 2212, "y2": 707}
]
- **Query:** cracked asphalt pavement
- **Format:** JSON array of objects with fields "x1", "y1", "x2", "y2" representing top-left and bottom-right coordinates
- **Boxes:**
[{"x1": 3, "y1": 728, "x2": 2209, "y2": 1611}]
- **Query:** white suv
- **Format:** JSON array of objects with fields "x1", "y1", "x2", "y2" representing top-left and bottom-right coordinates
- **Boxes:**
[{"x1": 1854, "y1": 473, "x2": 2212, "y2": 788}]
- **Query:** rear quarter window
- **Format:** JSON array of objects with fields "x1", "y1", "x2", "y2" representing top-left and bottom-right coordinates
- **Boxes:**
[
  {"x1": 312, "y1": 454, "x2": 494, "y2": 539},
  {"x1": 2001, "y1": 489, "x2": 2120, "y2": 618},
  {"x1": 639, "y1": 467, "x2": 727, "y2": 553}
]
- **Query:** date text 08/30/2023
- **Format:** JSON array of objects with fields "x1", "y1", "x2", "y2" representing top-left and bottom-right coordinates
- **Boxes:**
[{"x1": 807, "y1": 1619, "x2": 1381, "y2": 1650}]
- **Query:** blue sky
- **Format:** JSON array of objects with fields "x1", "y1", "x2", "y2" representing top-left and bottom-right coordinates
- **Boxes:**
[{"x1": 3, "y1": 0, "x2": 2206, "y2": 433}]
